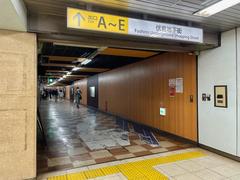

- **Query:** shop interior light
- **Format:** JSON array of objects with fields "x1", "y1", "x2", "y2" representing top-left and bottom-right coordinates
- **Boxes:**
[
  {"x1": 193, "y1": 0, "x2": 240, "y2": 17},
  {"x1": 81, "y1": 59, "x2": 92, "y2": 65}
]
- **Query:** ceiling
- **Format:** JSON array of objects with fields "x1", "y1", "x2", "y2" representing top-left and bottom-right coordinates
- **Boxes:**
[
  {"x1": 0, "y1": 0, "x2": 27, "y2": 31},
  {"x1": 38, "y1": 42, "x2": 159, "y2": 85},
  {"x1": 79, "y1": 0, "x2": 240, "y2": 32},
  {"x1": 24, "y1": 0, "x2": 220, "y2": 52},
  {"x1": 23, "y1": 0, "x2": 240, "y2": 33},
  {"x1": 27, "y1": 0, "x2": 240, "y2": 85}
]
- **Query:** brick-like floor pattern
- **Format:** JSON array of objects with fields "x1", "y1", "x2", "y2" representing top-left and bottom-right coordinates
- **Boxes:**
[{"x1": 37, "y1": 100, "x2": 194, "y2": 174}]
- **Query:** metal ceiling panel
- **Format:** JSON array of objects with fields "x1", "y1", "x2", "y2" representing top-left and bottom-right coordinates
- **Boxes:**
[
  {"x1": 23, "y1": 0, "x2": 240, "y2": 33},
  {"x1": 41, "y1": 43, "x2": 97, "y2": 57},
  {"x1": 38, "y1": 42, "x2": 159, "y2": 80},
  {"x1": 75, "y1": 0, "x2": 240, "y2": 30}
]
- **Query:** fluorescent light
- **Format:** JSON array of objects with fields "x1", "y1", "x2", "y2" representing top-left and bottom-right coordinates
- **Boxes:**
[
  {"x1": 67, "y1": 72, "x2": 72, "y2": 75},
  {"x1": 194, "y1": 0, "x2": 240, "y2": 17},
  {"x1": 58, "y1": 78, "x2": 64, "y2": 81},
  {"x1": 77, "y1": 58, "x2": 86, "y2": 62},
  {"x1": 72, "y1": 67, "x2": 81, "y2": 71},
  {"x1": 50, "y1": 81, "x2": 57, "y2": 86},
  {"x1": 81, "y1": 59, "x2": 92, "y2": 65},
  {"x1": 53, "y1": 42, "x2": 100, "y2": 48}
]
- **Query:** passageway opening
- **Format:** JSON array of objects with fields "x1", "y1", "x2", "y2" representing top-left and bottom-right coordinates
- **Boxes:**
[{"x1": 37, "y1": 40, "x2": 198, "y2": 175}]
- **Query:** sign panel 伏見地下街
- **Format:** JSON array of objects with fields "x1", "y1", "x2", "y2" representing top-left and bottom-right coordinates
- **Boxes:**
[
  {"x1": 67, "y1": 7, "x2": 203, "y2": 43},
  {"x1": 128, "y1": 19, "x2": 203, "y2": 43}
]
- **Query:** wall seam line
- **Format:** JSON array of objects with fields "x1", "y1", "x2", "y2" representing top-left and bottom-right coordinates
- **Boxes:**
[{"x1": 236, "y1": 27, "x2": 238, "y2": 156}]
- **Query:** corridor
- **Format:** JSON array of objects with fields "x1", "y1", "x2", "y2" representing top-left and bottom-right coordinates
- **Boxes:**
[{"x1": 37, "y1": 100, "x2": 194, "y2": 174}]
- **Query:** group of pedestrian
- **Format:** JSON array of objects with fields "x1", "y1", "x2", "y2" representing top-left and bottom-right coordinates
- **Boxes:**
[
  {"x1": 40, "y1": 88, "x2": 65, "y2": 102},
  {"x1": 40, "y1": 86, "x2": 82, "y2": 109}
]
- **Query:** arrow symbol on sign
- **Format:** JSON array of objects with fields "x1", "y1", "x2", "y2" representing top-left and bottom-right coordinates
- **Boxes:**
[{"x1": 73, "y1": 12, "x2": 85, "y2": 26}]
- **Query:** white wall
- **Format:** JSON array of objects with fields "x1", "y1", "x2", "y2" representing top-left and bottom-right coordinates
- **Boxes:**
[
  {"x1": 198, "y1": 29, "x2": 237, "y2": 155},
  {"x1": 237, "y1": 28, "x2": 240, "y2": 156}
]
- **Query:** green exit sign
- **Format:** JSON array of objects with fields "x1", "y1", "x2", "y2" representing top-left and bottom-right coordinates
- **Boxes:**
[
  {"x1": 48, "y1": 78, "x2": 53, "y2": 84},
  {"x1": 160, "y1": 108, "x2": 166, "y2": 116}
]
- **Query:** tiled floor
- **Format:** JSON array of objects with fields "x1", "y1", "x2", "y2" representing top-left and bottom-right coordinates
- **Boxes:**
[
  {"x1": 38, "y1": 100, "x2": 194, "y2": 174},
  {"x1": 37, "y1": 148, "x2": 240, "y2": 180}
]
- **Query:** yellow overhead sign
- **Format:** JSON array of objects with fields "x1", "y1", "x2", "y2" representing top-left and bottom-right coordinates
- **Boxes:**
[
  {"x1": 67, "y1": 8, "x2": 128, "y2": 34},
  {"x1": 67, "y1": 8, "x2": 203, "y2": 43}
]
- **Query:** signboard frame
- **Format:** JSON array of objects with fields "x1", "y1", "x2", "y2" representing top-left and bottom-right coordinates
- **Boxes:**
[
  {"x1": 214, "y1": 85, "x2": 228, "y2": 108},
  {"x1": 67, "y1": 7, "x2": 203, "y2": 43}
]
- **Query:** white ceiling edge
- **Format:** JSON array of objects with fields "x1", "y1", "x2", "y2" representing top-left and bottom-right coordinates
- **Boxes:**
[
  {"x1": 11, "y1": 0, "x2": 27, "y2": 29},
  {"x1": 0, "y1": 0, "x2": 27, "y2": 32}
]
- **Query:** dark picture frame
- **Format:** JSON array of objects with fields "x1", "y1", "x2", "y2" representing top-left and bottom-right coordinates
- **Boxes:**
[{"x1": 214, "y1": 85, "x2": 228, "y2": 108}]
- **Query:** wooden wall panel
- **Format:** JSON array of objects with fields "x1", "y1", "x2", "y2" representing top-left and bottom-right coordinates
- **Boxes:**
[
  {"x1": 98, "y1": 52, "x2": 197, "y2": 141},
  {"x1": 74, "y1": 79, "x2": 87, "y2": 105}
]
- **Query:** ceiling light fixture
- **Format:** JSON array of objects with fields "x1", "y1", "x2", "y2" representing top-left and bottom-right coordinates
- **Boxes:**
[
  {"x1": 49, "y1": 81, "x2": 57, "y2": 86},
  {"x1": 72, "y1": 67, "x2": 81, "y2": 71},
  {"x1": 194, "y1": 0, "x2": 240, "y2": 17},
  {"x1": 53, "y1": 42, "x2": 100, "y2": 48},
  {"x1": 77, "y1": 58, "x2": 86, "y2": 62},
  {"x1": 81, "y1": 59, "x2": 92, "y2": 65}
]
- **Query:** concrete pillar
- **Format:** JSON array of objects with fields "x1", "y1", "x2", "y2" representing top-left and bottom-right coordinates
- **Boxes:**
[{"x1": 0, "y1": 30, "x2": 37, "y2": 179}]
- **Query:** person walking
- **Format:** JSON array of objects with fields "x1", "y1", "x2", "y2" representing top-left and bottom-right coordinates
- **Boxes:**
[
  {"x1": 59, "y1": 89, "x2": 64, "y2": 101},
  {"x1": 76, "y1": 87, "x2": 82, "y2": 108},
  {"x1": 54, "y1": 89, "x2": 58, "y2": 102}
]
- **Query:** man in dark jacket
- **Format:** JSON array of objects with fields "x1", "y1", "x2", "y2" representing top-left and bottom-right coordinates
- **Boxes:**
[{"x1": 76, "y1": 87, "x2": 82, "y2": 108}]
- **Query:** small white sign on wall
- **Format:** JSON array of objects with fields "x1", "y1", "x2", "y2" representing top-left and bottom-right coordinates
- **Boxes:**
[
  {"x1": 90, "y1": 86, "x2": 95, "y2": 97},
  {"x1": 160, "y1": 108, "x2": 166, "y2": 116},
  {"x1": 176, "y1": 78, "x2": 183, "y2": 93}
]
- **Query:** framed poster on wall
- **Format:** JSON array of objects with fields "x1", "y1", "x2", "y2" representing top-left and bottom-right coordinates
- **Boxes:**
[
  {"x1": 168, "y1": 79, "x2": 176, "y2": 97},
  {"x1": 214, "y1": 85, "x2": 227, "y2": 108}
]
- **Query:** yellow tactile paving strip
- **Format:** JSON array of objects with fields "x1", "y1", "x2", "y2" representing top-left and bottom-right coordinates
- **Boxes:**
[{"x1": 48, "y1": 151, "x2": 206, "y2": 180}]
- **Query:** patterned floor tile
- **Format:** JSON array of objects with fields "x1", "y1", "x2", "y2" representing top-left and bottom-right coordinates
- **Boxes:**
[
  {"x1": 72, "y1": 159, "x2": 96, "y2": 168},
  {"x1": 133, "y1": 151, "x2": 152, "y2": 156},
  {"x1": 95, "y1": 156, "x2": 117, "y2": 164},
  {"x1": 194, "y1": 169, "x2": 225, "y2": 180},
  {"x1": 155, "y1": 163, "x2": 187, "y2": 177},
  {"x1": 67, "y1": 147, "x2": 88, "y2": 156},
  {"x1": 37, "y1": 100, "x2": 194, "y2": 174},
  {"x1": 48, "y1": 157, "x2": 71, "y2": 167},
  {"x1": 70, "y1": 153, "x2": 92, "y2": 161},
  {"x1": 174, "y1": 173, "x2": 202, "y2": 180},
  {"x1": 38, "y1": 148, "x2": 240, "y2": 180},
  {"x1": 115, "y1": 153, "x2": 135, "y2": 160},
  {"x1": 159, "y1": 141, "x2": 177, "y2": 148},
  {"x1": 125, "y1": 145, "x2": 147, "y2": 153},
  {"x1": 90, "y1": 150, "x2": 113, "y2": 159},
  {"x1": 108, "y1": 148, "x2": 129, "y2": 155},
  {"x1": 150, "y1": 147, "x2": 168, "y2": 153}
]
